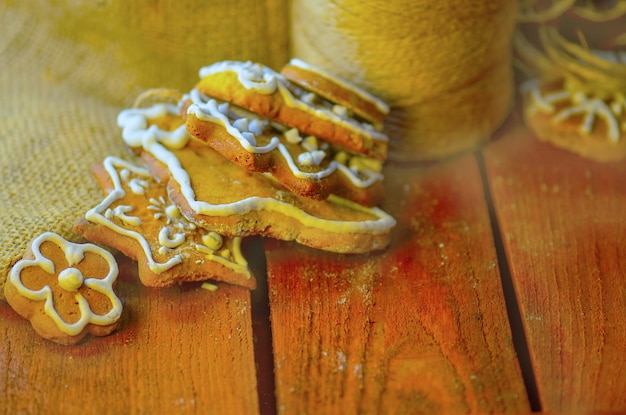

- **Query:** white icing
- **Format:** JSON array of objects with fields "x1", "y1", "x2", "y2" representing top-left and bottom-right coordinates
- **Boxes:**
[
  {"x1": 192, "y1": 236, "x2": 249, "y2": 275},
  {"x1": 284, "y1": 128, "x2": 302, "y2": 144},
  {"x1": 187, "y1": 96, "x2": 278, "y2": 154},
  {"x1": 121, "y1": 104, "x2": 395, "y2": 234},
  {"x1": 336, "y1": 164, "x2": 383, "y2": 188},
  {"x1": 84, "y1": 157, "x2": 250, "y2": 278},
  {"x1": 199, "y1": 60, "x2": 278, "y2": 94},
  {"x1": 232, "y1": 118, "x2": 249, "y2": 132},
  {"x1": 187, "y1": 92, "x2": 383, "y2": 188},
  {"x1": 287, "y1": 58, "x2": 390, "y2": 115},
  {"x1": 332, "y1": 104, "x2": 348, "y2": 118},
  {"x1": 301, "y1": 92, "x2": 316, "y2": 104},
  {"x1": 554, "y1": 93, "x2": 620, "y2": 142},
  {"x1": 158, "y1": 226, "x2": 186, "y2": 249},
  {"x1": 524, "y1": 79, "x2": 622, "y2": 143},
  {"x1": 248, "y1": 119, "x2": 265, "y2": 135},
  {"x1": 85, "y1": 157, "x2": 183, "y2": 274},
  {"x1": 118, "y1": 104, "x2": 190, "y2": 150},
  {"x1": 109, "y1": 205, "x2": 142, "y2": 227},
  {"x1": 278, "y1": 81, "x2": 388, "y2": 141},
  {"x1": 298, "y1": 150, "x2": 326, "y2": 167},
  {"x1": 241, "y1": 132, "x2": 257, "y2": 146},
  {"x1": 523, "y1": 79, "x2": 570, "y2": 115},
  {"x1": 129, "y1": 178, "x2": 149, "y2": 195},
  {"x1": 120, "y1": 168, "x2": 131, "y2": 182},
  {"x1": 197, "y1": 61, "x2": 388, "y2": 144},
  {"x1": 8, "y1": 232, "x2": 122, "y2": 336}
]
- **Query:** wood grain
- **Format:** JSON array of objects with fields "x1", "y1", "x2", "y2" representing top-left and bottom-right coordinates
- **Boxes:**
[
  {"x1": 265, "y1": 155, "x2": 530, "y2": 414},
  {"x1": 0, "y1": 256, "x2": 259, "y2": 415},
  {"x1": 483, "y1": 125, "x2": 626, "y2": 412}
]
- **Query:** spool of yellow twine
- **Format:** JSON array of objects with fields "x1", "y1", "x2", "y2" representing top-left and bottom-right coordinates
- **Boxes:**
[{"x1": 290, "y1": 0, "x2": 519, "y2": 161}]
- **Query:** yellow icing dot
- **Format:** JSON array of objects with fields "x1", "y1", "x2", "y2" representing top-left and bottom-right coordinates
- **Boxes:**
[
  {"x1": 202, "y1": 232, "x2": 223, "y2": 251},
  {"x1": 350, "y1": 156, "x2": 383, "y2": 173},
  {"x1": 58, "y1": 268, "x2": 84, "y2": 292},
  {"x1": 334, "y1": 151, "x2": 349, "y2": 165},
  {"x1": 201, "y1": 282, "x2": 218, "y2": 291},
  {"x1": 165, "y1": 204, "x2": 181, "y2": 219},
  {"x1": 284, "y1": 128, "x2": 302, "y2": 144},
  {"x1": 302, "y1": 135, "x2": 318, "y2": 151}
]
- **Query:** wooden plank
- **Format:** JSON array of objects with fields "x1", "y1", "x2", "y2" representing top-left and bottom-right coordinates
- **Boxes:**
[
  {"x1": 265, "y1": 155, "x2": 530, "y2": 414},
  {"x1": 482, "y1": 124, "x2": 626, "y2": 412},
  {"x1": 0, "y1": 256, "x2": 259, "y2": 415}
]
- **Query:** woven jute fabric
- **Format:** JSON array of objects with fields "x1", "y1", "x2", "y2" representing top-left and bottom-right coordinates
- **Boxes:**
[
  {"x1": 0, "y1": 0, "x2": 288, "y2": 301},
  {"x1": 290, "y1": 0, "x2": 519, "y2": 161}
]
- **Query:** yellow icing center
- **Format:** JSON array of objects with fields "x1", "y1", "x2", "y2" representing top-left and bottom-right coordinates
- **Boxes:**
[{"x1": 58, "y1": 268, "x2": 84, "y2": 292}]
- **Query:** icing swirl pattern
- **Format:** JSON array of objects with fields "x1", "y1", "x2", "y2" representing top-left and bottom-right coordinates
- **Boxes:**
[
  {"x1": 8, "y1": 232, "x2": 122, "y2": 336},
  {"x1": 524, "y1": 79, "x2": 624, "y2": 143},
  {"x1": 186, "y1": 89, "x2": 383, "y2": 189},
  {"x1": 83, "y1": 156, "x2": 251, "y2": 280},
  {"x1": 118, "y1": 102, "x2": 396, "y2": 238}
]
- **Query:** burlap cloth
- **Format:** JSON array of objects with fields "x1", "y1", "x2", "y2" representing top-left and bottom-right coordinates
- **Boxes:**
[
  {"x1": 0, "y1": 0, "x2": 288, "y2": 301},
  {"x1": 1, "y1": 1, "x2": 518, "y2": 301}
]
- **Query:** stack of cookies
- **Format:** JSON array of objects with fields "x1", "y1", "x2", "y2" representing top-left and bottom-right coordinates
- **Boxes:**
[
  {"x1": 75, "y1": 59, "x2": 396, "y2": 292},
  {"x1": 5, "y1": 60, "x2": 396, "y2": 345}
]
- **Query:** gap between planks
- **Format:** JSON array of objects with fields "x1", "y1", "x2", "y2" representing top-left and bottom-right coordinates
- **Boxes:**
[
  {"x1": 246, "y1": 141, "x2": 543, "y2": 414},
  {"x1": 248, "y1": 235, "x2": 278, "y2": 415},
  {"x1": 475, "y1": 148, "x2": 541, "y2": 412}
]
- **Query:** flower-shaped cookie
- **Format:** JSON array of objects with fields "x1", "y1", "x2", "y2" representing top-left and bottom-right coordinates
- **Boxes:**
[{"x1": 4, "y1": 232, "x2": 122, "y2": 345}]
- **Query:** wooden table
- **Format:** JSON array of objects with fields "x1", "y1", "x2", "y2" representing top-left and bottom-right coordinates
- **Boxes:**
[{"x1": 1, "y1": 112, "x2": 625, "y2": 414}]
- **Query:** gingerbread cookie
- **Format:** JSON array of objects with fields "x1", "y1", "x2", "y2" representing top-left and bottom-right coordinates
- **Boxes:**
[
  {"x1": 522, "y1": 78, "x2": 626, "y2": 162},
  {"x1": 515, "y1": 11, "x2": 626, "y2": 162},
  {"x1": 185, "y1": 90, "x2": 385, "y2": 206},
  {"x1": 195, "y1": 60, "x2": 389, "y2": 160},
  {"x1": 75, "y1": 156, "x2": 256, "y2": 289},
  {"x1": 118, "y1": 103, "x2": 396, "y2": 254},
  {"x1": 4, "y1": 232, "x2": 122, "y2": 345},
  {"x1": 280, "y1": 58, "x2": 389, "y2": 129}
]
